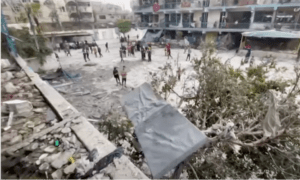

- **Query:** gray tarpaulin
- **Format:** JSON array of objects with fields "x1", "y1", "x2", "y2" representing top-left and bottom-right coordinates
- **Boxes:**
[{"x1": 121, "y1": 83, "x2": 207, "y2": 179}]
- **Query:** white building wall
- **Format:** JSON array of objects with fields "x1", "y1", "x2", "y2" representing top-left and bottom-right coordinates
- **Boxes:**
[{"x1": 207, "y1": 11, "x2": 220, "y2": 28}]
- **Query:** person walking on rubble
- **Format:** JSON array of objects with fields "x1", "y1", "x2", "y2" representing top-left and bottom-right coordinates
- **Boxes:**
[
  {"x1": 97, "y1": 46, "x2": 103, "y2": 57},
  {"x1": 244, "y1": 45, "x2": 251, "y2": 63},
  {"x1": 120, "y1": 66, "x2": 127, "y2": 87},
  {"x1": 105, "y1": 42, "x2": 110, "y2": 53},
  {"x1": 166, "y1": 43, "x2": 173, "y2": 59},
  {"x1": 120, "y1": 47, "x2": 124, "y2": 63},
  {"x1": 113, "y1": 67, "x2": 121, "y2": 85},
  {"x1": 82, "y1": 41, "x2": 90, "y2": 62},
  {"x1": 186, "y1": 47, "x2": 191, "y2": 61},
  {"x1": 64, "y1": 40, "x2": 71, "y2": 56}
]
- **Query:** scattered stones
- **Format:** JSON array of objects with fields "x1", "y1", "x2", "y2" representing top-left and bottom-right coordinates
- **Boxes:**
[
  {"x1": 4, "y1": 82, "x2": 18, "y2": 94},
  {"x1": 36, "y1": 160, "x2": 42, "y2": 165},
  {"x1": 51, "y1": 169, "x2": 63, "y2": 179},
  {"x1": 76, "y1": 157, "x2": 94, "y2": 176},
  {"x1": 1, "y1": 133, "x2": 12, "y2": 143},
  {"x1": 70, "y1": 134, "x2": 77, "y2": 144},
  {"x1": 39, "y1": 162, "x2": 50, "y2": 171},
  {"x1": 65, "y1": 122, "x2": 71, "y2": 128},
  {"x1": 2, "y1": 71, "x2": 14, "y2": 81},
  {"x1": 61, "y1": 127, "x2": 71, "y2": 134},
  {"x1": 49, "y1": 139, "x2": 54, "y2": 145},
  {"x1": 18, "y1": 129, "x2": 29, "y2": 135},
  {"x1": 14, "y1": 71, "x2": 26, "y2": 78},
  {"x1": 54, "y1": 134, "x2": 62, "y2": 139},
  {"x1": 34, "y1": 123, "x2": 46, "y2": 133},
  {"x1": 62, "y1": 138, "x2": 70, "y2": 150},
  {"x1": 73, "y1": 153, "x2": 81, "y2": 159},
  {"x1": 33, "y1": 108, "x2": 45, "y2": 113},
  {"x1": 9, "y1": 135, "x2": 22, "y2": 145},
  {"x1": 43, "y1": 146, "x2": 56, "y2": 153},
  {"x1": 24, "y1": 121, "x2": 35, "y2": 128},
  {"x1": 64, "y1": 163, "x2": 76, "y2": 175},
  {"x1": 39, "y1": 135, "x2": 47, "y2": 140},
  {"x1": 44, "y1": 152, "x2": 62, "y2": 162},
  {"x1": 29, "y1": 142, "x2": 39, "y2": 151},
  {"x1": 51, "y1": 149, "x2": 75, "y2": 169},
  {"x1": 39, "y1": 153, "x2": 48, "y2": 160},
  {"x1": 32, "y1": 102, "x2": 47, "y2": 108}
]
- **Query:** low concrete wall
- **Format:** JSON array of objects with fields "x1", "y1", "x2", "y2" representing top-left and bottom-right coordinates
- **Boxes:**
[{"x1": 238, "y1": 49, "x2": 297, "y2": 60}]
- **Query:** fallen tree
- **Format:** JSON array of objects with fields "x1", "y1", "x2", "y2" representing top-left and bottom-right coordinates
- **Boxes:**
[{"x1": 150, "y1": 43, "x2": 300, "y2": 179}]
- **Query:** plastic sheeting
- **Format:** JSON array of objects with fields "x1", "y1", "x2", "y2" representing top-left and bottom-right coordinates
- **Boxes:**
[
  {"x1": 142, "y1": 30, "x2": 163, "y2": 43},
  {"x1": 121, "y1": 83, "x2": 207, "y2": 179}
]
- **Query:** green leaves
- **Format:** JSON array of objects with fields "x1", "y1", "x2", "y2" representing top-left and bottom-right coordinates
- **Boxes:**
[{"x1": 116, "y1": 19, "x2": 131, "y2": 34}]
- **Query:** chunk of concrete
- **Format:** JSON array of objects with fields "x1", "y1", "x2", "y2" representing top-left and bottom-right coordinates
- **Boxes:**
[
  {"x1": 4, "y1": 82, "x2": 18, "y2": 94},
  {"x1": 51, "y1": 149, "x2": 75, "y2": 169},
  {"x1": 15, "y1": 71, "x2": 26, "y2": 78},
  {"x1": 39, "y1": 162, "x2": 50, "y2": 171},
  {"x1": 9, "y1": 135, "x2": 22, "y2": 145},
  {"x1": 64, "y1": 163, "x2": 76, "y2": 175},
  {"x1": 51, "y1": 169, "x2": 63, "y2": 179},
  {"x1": 61, "y1": 127, "x2": 71, "y2": 134},
  {"x1": 34, "y1": 123, "x2": 46, "y2": 133},
  {"x1": 43, "y1": 152, "x2": 62, "y2": 162},
  {"x1": 2, "y1": 71, "x2": 14, "y2": 81},
  {"x1": 43, "y1": 146, "x2": 56, "y2": 153}
]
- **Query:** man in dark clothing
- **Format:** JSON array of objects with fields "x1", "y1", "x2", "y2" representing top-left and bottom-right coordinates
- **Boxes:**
[
  {"x1": 244, "y1": 45, "x2": 251, "y2": 63},
  {"x1": 147, "y1": 47, "x2": 151, "y2": 62},
  {"x1": 113, "y1": 67, "x2": 121, "y2": 85},
  {"x1": 120, "y1": 47, "x2": 124, "y2": 63},
  {"x1": 141, "y1": 47, "x2": 145, "y2": 60},
  {"x1": 83, "y1": 41, "x2": 90, "y2": 62},
  {"x1": 97, "y1": 46, "x2": 103, "y2": 57},
  {"x1": 136, "y1": 42, "x2": 140, "y2": 51},
  {"x1": 137, "y1": 35, "x2": 139, "y2": 39},
  {"x1": 128, "y1": 35, "x2": 130, "y2": 40},
  {"x1": 105, "y1": 42, "x2": 110, "y2": 52}
]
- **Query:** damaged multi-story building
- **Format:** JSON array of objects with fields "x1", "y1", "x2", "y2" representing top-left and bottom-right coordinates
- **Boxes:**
[{"x1": 131, "y1": 0, "x2": 300, "y2": 49}]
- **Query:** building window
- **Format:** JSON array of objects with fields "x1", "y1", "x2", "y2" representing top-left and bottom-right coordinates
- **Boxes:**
[
  {"x1": 254, "y1": 11, "x2": 273, "y2": 23},
  {"x1": 99, "y1": 15, "x2": 106, "y2": 19}
]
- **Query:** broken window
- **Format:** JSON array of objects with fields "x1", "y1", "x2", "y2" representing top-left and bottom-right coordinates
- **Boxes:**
[{"x1": 254, "y1": 11, "x2": 273, "y2": 23}]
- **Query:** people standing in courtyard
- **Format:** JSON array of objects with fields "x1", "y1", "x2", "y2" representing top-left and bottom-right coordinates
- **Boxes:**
[
  {"x1": 186, "y1": 47, "x2": 191, "y2": 61},
  {"x1": 64, "y1": 40, "x2": 71, "y2": 56},
  {"x1": 127, "y1": 44, "x2": 131, "y2": 57},
  {"x1": 120, "y1": 47, "x2": 124, "y2": 63},
  {"x1": 97, "y1": 46, "x2": 103, "y2": 57},
  {"x1": 128, "y1": 35, "x2": 130, "y2": 41},
  {"x1": 82, "y1": 41, "x2": 90, "y2": 62},
  {"x1": 105, "y1": 42, "x2": 110, "y2": 52},
  {"x1": 120, "y1": 66, "x2": 127, "y2": 87},
  {"x1": 147, "y1": 46, "x2": 152, "y2": 62},
  {"x1": 136, "y1": 41, "x2": 140, "y2": 51},
  {"x1": 56, "y1": 43, "x2": 60, "y2": 52},
  {"x1": 93, "y1": 46, "x2": 97, "y2": 57},
  {"x1": 166, "y1": 43, "x2": 173, "y2": 59},
  {"x1": 141, "y1": 47, "x2": 146, "y2": 60},
  {"x1": 131, "y1": 44, "x2": 135, "y2": 57},
  {"x1": 244, "y1": 45, "x2": 251, "y2": 63},
  {"x1": 177, "y1": 67, "x2": 181, "y2": 80},
  {"x1": 113, "y1": 67, "x2": 121, "y2": 85},
  {"x1": 137, "y1": 34, "x2": 139, "y2": 40}
]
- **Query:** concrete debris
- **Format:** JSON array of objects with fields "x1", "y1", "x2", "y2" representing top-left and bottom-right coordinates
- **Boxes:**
[
  {"x1": 9, "y1": 135, "x2": 22, "y2": 145},
  {"x1": 1, "y1": 59, "x2": 11, "y2": 69},
  {"x1": 39, "y1": 153, "x2": 49, "y2": 160},
  {"x1": 39, "y1": 135, "x2": 47, "y2": 140},
  {"x1": 88, "y1": 173, "x2": 104, "y2": 179},
  {"x1": 32, "y1": 102, "x2": 47, "y2": 108},
  {"x1": 51, "y1": 169, "x2": 63, "y2": 179},
  {"x1": 43, "y1": 146, "x2": 57, "y2": 153},
  {"x1": 18, "y1": 129, "x2": 29, "y2": 135},
  {"x1": 33, "y1": 108, "x2": 46, "y2": 113},
  {"x1": 2, "y1": 71, "x2": 14, "y2": 81},
  {"x1": 51, "y1": 149, "x2": 75, "y2": 169},
  {"x1": 36, "y1": 159, "x2": 42, "y2": 165},
  {"x1": 39, "y1": 162, "x2": 50, "y2": 171},
  {"x1": 3, "y1": 82, "x2": 18, "y2": 94},
  {"x1": 65, "y1": 122, "x2": 71, "y2": 128},
  {"x1": 72, "y1": 90, "x2": 91, "y2": 96},
  {"x1": 70, "y1": 134, "x2": 77, "y2": 145},
  {"x1": 62, "y1": 138, "x2": 70, "y2": 150},
  {"x1": 14, "y1": 71, "x2": 26, "y2": 78},
  {"x1": 64, "y1": 163, "x2": 76, "y2": 175},
  {"x1": 24, "y1": 121, "x2": 35, "y2": 128},
  {"x1": 34, "y1": 123, "x2": 46, "y2": 133},
  {"x1": 29, "y1": 142, "x2": 39, "y2": 151},
  {"x1": 54, "y1": 134, "x2": 62, "y2": 139},
  {"x1": 2, "y1": 133, "x2": 13, "y2": 143},
  {"x1": 44, "y1": 152, "x2": 62, "y2": 162},
  {"x1": 76, "y1": 157, "x2": 94, "y2": 176},
  {"x1": 62, "y1": 127, "x2": 71, "y2": 134}
]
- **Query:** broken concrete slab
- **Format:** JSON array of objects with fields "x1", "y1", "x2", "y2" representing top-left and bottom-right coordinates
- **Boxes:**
[
  {"x1": 39, "y1": 153, "x2": 48, "y2": 160},
  {"x1": 43, "y1": 146, "x2": 56, "y2": 153},
  {"x1": 33, "y1": 108, "x2": 46, "y2": 113},
  {"x1": 34, "y1": 123, "x2": 46, "y2": 133},
  {"x1": 9, "y1": 135, "x2": 22, "y2": 145},
  {"x1": 39, "y1": 162, "x2": 50, "y2": 171},
  {"x1": 3, "y1": 82, "x2": 18, "y2": 94},
  {"x1": 44, "y1": 152, "x2": 62, "y2": 162},
  {"x1": 14, "y1": 71, "x2": 26, "y2": 78},
  {"x1": 61, "y1": 127, "x2": 71, "y2": 134},
  {"x1": 51, "y1": 169, "x2": 63, "y2": 179},
  {"x1": 2, "y1": 71, "x2": 14, "y2": 81},
  {"x1": 64, "y1": 163, "x2": 76, "y2": 175},
  {"x1": 51, "y1": 149, "x2": 75, "y2": 169}
]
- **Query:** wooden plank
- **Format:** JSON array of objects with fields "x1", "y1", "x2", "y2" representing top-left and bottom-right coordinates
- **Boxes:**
[{"x1": 2, "y1": 113, "x2": 81, "y2": 153}]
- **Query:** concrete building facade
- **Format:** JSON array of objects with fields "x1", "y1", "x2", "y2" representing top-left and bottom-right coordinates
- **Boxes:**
[{"x1": 132, "y1": 0, "x2": 300, "y2": 48}]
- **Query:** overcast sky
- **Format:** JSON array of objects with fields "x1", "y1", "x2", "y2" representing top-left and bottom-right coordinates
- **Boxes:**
[{"x1": 94, "y1": 0, "x2": 132, "y2": 11}]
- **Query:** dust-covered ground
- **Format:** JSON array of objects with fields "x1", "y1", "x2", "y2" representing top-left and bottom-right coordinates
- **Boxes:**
[{"x1": 42, "y1": 38, "x2": 299, "y2": 122}]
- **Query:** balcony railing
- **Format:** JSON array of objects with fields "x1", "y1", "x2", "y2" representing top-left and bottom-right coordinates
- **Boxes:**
[{"x1": 274, "y1": 23, "x2": 300, "y2": 30}]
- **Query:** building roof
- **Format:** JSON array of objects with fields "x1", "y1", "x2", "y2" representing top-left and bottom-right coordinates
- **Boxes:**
[{"x1": 242, "y1": 30, "x2": 300, "y2": 39}]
